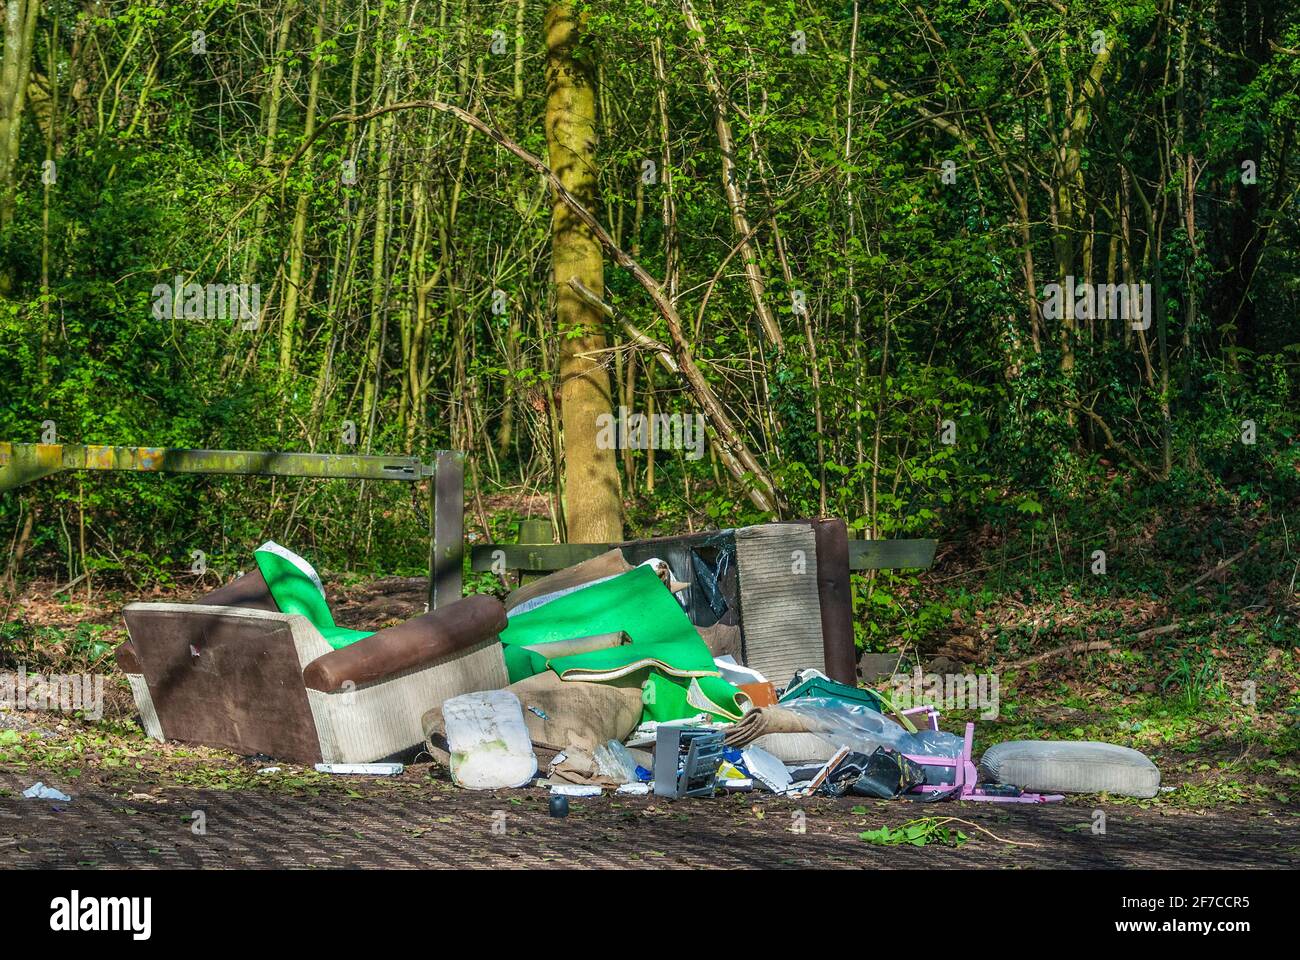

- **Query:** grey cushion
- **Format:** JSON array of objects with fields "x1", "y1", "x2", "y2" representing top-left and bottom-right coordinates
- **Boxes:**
[{"x1": 979, "y1": 740, "x2": 1160, "y2": 798}]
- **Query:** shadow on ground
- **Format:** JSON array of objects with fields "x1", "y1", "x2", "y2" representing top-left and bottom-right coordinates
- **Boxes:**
[{"x1": 2, "y1": 768, "x2": 1295, "y2": 869}]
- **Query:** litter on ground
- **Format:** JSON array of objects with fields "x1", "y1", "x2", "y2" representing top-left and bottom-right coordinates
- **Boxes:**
[
  {"x1": 110, "y1": 528, "x2": 1161, "y2": 811},
  {"x1": 22, "y1": 782, "x2": 71, "y2": 802}
]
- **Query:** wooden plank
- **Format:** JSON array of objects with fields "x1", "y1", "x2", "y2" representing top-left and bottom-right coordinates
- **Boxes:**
[
  {"x1": 3, "y1": 441, "x2": 467, "y2": 610},
  {"x1": 0, "y1": 443, "x2": 64, "y2": 492},
  {"x1": 471, "y1": 538, "x2": 939, "y2": 573},
  {"x1": 470, "y1": 542, "x2": 612, "y2": 572},
  {"x1": 0, "y1": 442, "x2": 426, "y2": 488},
  {"x1": 848, "y1": 538, "x2": 938, "y2": 570},
  {"x1": 515, "y1": 517, "x2": 556, "y2": 587}
]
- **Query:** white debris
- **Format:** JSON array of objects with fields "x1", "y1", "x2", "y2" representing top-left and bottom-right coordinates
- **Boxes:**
[
  {"x1": 741, "y1": 745, "x2": 794, "y2": 794},
  {"x1": 550, "y1": 784, "x2": 603, "y2": 797},
  {"x1": 23, "y1": 782, "x2": 71, "y2": 801},
  {"x1": 443, "y1": 690, "x2": 537, "y2": 789},
  {"x1": 313, "y1": 763, "x2": 403, "y2": 776},
  {"x1": 713, "y1": 655, "x2": 769, "y2": 686}
]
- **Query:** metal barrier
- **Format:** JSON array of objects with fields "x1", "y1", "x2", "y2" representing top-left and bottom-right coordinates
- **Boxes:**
[{"x1": 0, "y1": 442, "x2": 464, "y2": 609}]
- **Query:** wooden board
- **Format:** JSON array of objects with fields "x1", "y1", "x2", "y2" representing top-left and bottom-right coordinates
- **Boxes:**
[
  {"x1": 847, "y1": 538, "x2": 938, "y2": 570},
  {"x1": 471, "y1": 538, "x2": 939, "y2": 573},
  {"x1": 471, "y1": 543, "x2": 612, "y2": 572}
]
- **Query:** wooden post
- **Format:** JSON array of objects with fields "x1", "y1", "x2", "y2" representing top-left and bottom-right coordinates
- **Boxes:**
[
  {"x1": 430, "y1": 450, "x2": 464, "y2": 610},
  {"x1": 516, "y1": 516, "x2": 554, "y2": 587},
  {"x1": 847, "y1": 526, "x2": 861, "y2": 625}
]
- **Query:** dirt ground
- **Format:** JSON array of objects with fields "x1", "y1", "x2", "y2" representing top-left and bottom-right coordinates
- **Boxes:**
[{"x1": 3, "y1": 765, "x2": 1296, "y2": 870}]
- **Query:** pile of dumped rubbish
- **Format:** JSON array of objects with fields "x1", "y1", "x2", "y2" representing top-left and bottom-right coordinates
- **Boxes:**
[
  {"x1": 111, "y1": 527, "x2": 1161, "y2": 804},
  {"x1": 421, "y1": 548, "x2": 1162, "y2": 804}
]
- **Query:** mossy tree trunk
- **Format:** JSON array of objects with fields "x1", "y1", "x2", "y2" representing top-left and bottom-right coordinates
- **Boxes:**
[{"x1": 544, "y1": 2, "x2": 622, "y2": 543}]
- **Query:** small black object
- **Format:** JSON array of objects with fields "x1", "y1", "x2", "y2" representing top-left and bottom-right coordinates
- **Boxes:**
[
  {"x1": 818, "y1": 751, "x2": 873, "y2": 798},
  {"x1": 691, "y1": 549, "x2": 731, "y2": 618},
  {"x1": 549, "y1": 794, "x2": 570, "y2": 818}
]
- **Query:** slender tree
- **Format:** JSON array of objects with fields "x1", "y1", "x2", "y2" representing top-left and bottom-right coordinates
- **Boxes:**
[{"x1": 544, "y1": 1, "x2": 622, "y2": 541}]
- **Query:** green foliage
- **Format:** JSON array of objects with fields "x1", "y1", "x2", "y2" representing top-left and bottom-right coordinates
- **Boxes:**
[
  {"x1": 860, "y1": 817, "x2": 968, "y2": 847},
  {"x1": 0, "y1": 0, "x2": 1295, "y2": 604}
]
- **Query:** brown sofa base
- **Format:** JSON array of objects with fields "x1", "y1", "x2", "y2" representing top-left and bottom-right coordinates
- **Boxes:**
[{"x1": 122, "y1": 605, "x2": 324, "y2": 763}]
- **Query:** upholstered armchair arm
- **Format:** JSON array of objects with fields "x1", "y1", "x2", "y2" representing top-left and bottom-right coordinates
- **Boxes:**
[{"x1": 301, "y1": 594, "x2": 506, "y2": 692}]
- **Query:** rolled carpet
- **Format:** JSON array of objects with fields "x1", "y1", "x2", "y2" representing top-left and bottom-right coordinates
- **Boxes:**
[
  {"x1": 749, "y1": 732, "x2": 840, "y2": 764},
  {"x1": 723, "y1": 706, "x2": 816, "y2": 747}
]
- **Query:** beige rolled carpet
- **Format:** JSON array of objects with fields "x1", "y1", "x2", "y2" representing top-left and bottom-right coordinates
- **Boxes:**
[
  {"x1": 519, "y1": 631, "x2": 629, "y2": 659},
  {"x1": 751, "y1": 732, "x2": 840, "y2": 764},
  {"x1": 723, "y1": 706, "x2": 816, "y2": 747}
]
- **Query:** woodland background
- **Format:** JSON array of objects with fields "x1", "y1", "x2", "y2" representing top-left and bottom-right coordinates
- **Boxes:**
[{"x1": 1, "y1": 0, "x2": 1298, "y2": 670}]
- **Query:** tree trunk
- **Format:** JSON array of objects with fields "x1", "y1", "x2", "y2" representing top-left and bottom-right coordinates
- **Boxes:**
[
  {"x1": 245, "y1": 0, "x2": 298, "y2": 280},
  {"x1": 280, "y1": 5, "x2": 326, "y2": 378},
  {"x1": 544, "y1": 2, "x2": 622, "y2": 542},
  {"x1": 0, "y1": 0, "x2": 39, "y2": 292}
]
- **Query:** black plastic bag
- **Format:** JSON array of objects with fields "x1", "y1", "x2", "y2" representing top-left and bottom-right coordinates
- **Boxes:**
[{"x1": 845, "y1": 747, "x2": 928, "y2": 799}]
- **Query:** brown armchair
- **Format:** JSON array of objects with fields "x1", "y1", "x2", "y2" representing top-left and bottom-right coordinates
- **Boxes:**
[{"x1": 116, "y1": 567, "x2": 508, "y2": 764}]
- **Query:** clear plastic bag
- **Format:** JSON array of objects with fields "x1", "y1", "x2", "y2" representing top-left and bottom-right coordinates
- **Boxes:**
[
  {"x1": 593, "y1": 739, "x2": 641, "y2": 783},
  {"x1": 777, "y1": 696, "x2": 913, "y2": 754},
  {"x1": 901, "y1": 729, "x2": 966, "y2": 757},
  {"x1": 778, "y1": 697, "x2": 965, "y2": 757}
]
